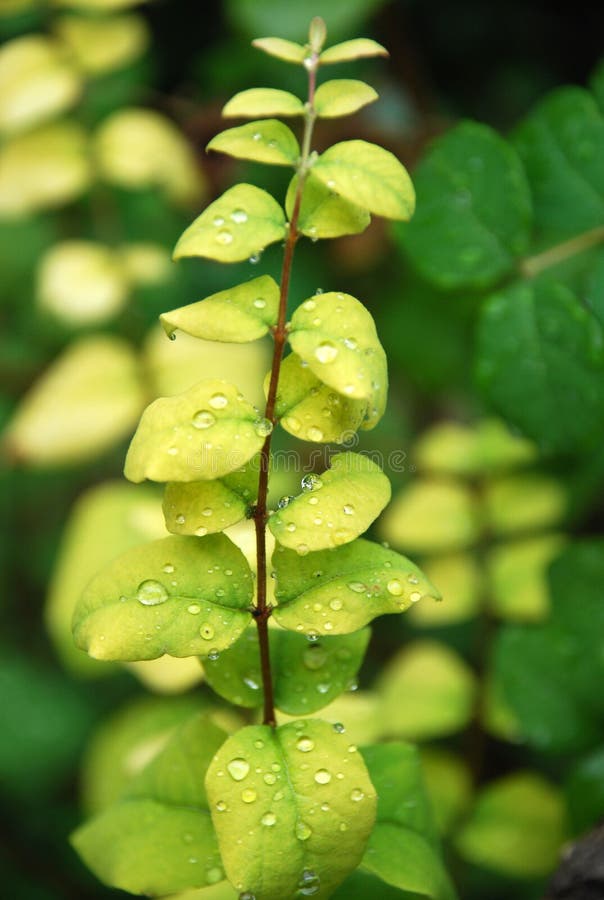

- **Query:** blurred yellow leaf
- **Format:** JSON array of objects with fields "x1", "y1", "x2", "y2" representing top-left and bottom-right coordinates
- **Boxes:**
[
  {"x1": 415, "y1": 419, "x2": 536, "y2": 477},
  {"x1": 486, "y1": 533, "x2": 565, "y2": 622},
  {"x1": 420, "y1": 749, "x2": 472, "y2": 835},
  {"x1": 52, "y1": 0, "x2": 149, "y2": 9},
  {"x1": 409, "y1": 553, "x2": 482, "y2": 626},
  {"x1": 54, "y1": 12, "x2": 149, "y2": 76},
  {"x1": 118, "y1": 242, "x2": 172, "y2": 286},
  {"x1": 125, "y1": 657, "x2": 203, "y2": 694},
  {"x1": 276, "y1": 691, "x2": 383, "y2": 746},
  {"x1": 484, "y1": 472, "x2": 566, "y2": 536}
]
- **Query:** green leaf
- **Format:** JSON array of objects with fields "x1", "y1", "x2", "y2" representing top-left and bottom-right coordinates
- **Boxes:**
[
  {"x1": 205, "y1": 720, "x2": 377, "y2": 899},
  {"x1": 513, "y1": 87, "x2": 604, "y2": 243},
  {"x1": 483, "y1": 472, "x2": 567, "y2": 536},
  {"x1": 223, "y1": 88, "x2": 304, "y2": 118},
  {"x1": 486, "y1": 534, "x2": 565, "y2": 622},
  {"x1": 314, "y1": 79, "x2": 378, "y2": 118},
  {"x1": 312, "y1": 140, "x2": 415, "y2": 220},
  {"x1": 361, "y1": 744, "x2": 457, "y2": 900},
  {"x1": 269, "y1": 452, "x2": 390, "y2": 552},
  {"x1": 72, "y1": 534, "x2": 253, "y2": 661},
  {"x1": 203, "y1": 623, "x2": 370, "y2": 714},
  {"x1": 207, "y1": 120, "x2": 300, "y2": 167},
  {"x1": 455, "y1": 772, "x2": 566, "y2": 878},
  {"x1": 287, "y1": 173, "x2": 371, "y2": 239},
  {"x1": 53, "y1": 12, "x2": 149, "y2": 77},
  {"x1": 173, "y1": 184, "x2": 286, "y2": 263},
  {"x1": 567, "y1": 746, "x2": 604, "y2": 833},
  {"x1": 379, "y1": 479, "x2": 481, "y2": 554},
  {"x1": 420, "y1": 749, "x2": 472, "y2": 837},
  {"x1": 409, "y1": 553, "x2": 482, "y2": 627},
  {"x1": 160, "y1": 275, "x2": 280, "y2": 343},
  {"x1": 398, "y1": 122, "x2": 532, "y2": 289},
  {"x1": 72, "y1": 715, "x2": 228, "y2": 896},
  {"x1": 476, "y1": 279, "x2": 604, "y2": 453},
  {"x1": 414, "y1": 418, "x2": 537, "y2": 477},
  {"x1": 251, "y1": 36, "x2": 307, "y2": 64},
  {"x1": 278, "y1": 691, "x2": 383, "y2": 747},
  {"x1": 273, "y1": 353, "x2": 368, "y2": 443},
  {"x1": 288, "y1": 291, "x2": 387, "y2": 429},
  {"x1": 272, "y1": 538, "x2": 439, "y2": 637},
  {"x1": 124, "y1": 379, "x2": 267, "y2": 483},
  {"x1": 378, "y1": 641, "x2": 476, "y2": 740},
  {"x1": 3, "y1": 335, "x2": 144, "y2": 466},
  {"x1": 163, "y1": 460, "x2": 258, "y2": 536},
  {"x1": 320, "y1": 38, "x2": 388, "y2": 65}
]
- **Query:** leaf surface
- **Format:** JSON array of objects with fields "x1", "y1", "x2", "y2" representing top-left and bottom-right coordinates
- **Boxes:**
[{"x1": 207, "y1": 120, "x2": 300, "y2": 167}]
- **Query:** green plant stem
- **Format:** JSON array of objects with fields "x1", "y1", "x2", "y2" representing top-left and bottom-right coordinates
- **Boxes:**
[
  {"x1": 252, "y1": 53, "x2": 319, "y2": 728},
  {"x1": 520, "y1": 225, "x2": 604, "y2": 278}
]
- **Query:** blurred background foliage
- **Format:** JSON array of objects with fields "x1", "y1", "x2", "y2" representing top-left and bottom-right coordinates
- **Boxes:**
[{"x1": 1, "y1": 0, "x2": 603, "y2": 898}]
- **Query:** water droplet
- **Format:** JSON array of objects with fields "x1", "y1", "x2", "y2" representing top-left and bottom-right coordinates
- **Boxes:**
[
  {"x1": 343, "y1": 337, "x2": 358, "y2": 350},
  {"x1": 387, "y1": 579, "x2": 403, "y2": 596},
  {"x1": 297, "y1": 869, "x2": 321, "y2": 896},
  {"x1": 285, "y1": 522, "x2": 296, "y2": 533},
  {"x1": 314, "y1": 769, "x2": 331, "y2": 784},
  {"x1": 200, "y1": 624, "x2": 215, "y2": 640},
  {"x1": 350, "y1": 788, "x2": 365, "y2": 802},
  {"x1": 303, "y1": 646, "x2": 327, "y2": 670},
  {"x1": 329, "y1": 598, "x2": 343, "y2": 611},
  {"x1": 348, "y1": 744, "x2": 357, "y2": 753},
  {"x1": 343, "y1": 504, "x2": 354, "y2": 516},
  {"x1": 213, "y1": 216, "x2": 225, "y2": 226},
  {"x1": 326, "y1": 179, "x2": 336, "y2": 189},
  {"x1": 249, "y1": 252, "x2": 261, "y2": 264},
  {"x1": 333, "y1": 722, "x2": 345, "y2": 733},
  {"x1": 241, "y1": 788, "x2": 257, "y2": 803},
  {"x1": 408, "y1": 573, "x2": 419, "y2": 584},
  {"x1": 227, "y1": 758, "x2": 250, "y2": 781},
  {"x1": 176, "y1": 514, "x2": 186, "y2": 525},
  {"x1": 314, "y1": 341, "x2": 338, "y2": 364},
  {"x1": 284, "y1": 416, "x2": 301, "y2": 433},
  {"x1": 296, "y1": 737, "x2": 315, "y2": 752},
  {"x1": 301, "y1": 473, "x2": 322, "y2": 492},
  {"x1": 307, "y1": 426, "x2": 324, "y2": 441},
  {"x1": 254, "y1": 417, "x2": 273, "y2": 437},
  {"x1": 295, "y1": 820, "x2": 312, "y2": 841},
  {"x1": 216, "y1": 800, "x2": 227, "y2": 812},
  {"x1": 216, "y1": 229, "x2": 233, "y2": 245},
  {"x1": 239, "y1": 893, "x2": 256, "y2": 900},
  {"x1": 167, "y1": 446, "x2": 178, "y2": 455},
  {"x1": 207, "y1": 866, "x2": 223, "y2": 884},
  {"x1": 252, "y1": 132, "x2": 262, "y2": 141},
  {"x1": 261, "y1": 811, "x2": 277, "y2": 826},
  {"x1": 253, "y1": 297, "x2": 266, "y2": 309},
  {"x1": 410, "y1": 591, "x2": 422, "y2": 602},
  {"x1": 195, "y1": 526, "x2": 208, "y2": 537},
  {"x1": 297, "y1": 543, "x2": 309, "y2": 556},
  {"x1": 208, "y1": 649, "x2": 220, "y2": 661},
  {"x1": 263, "y1": 772, "x2": 277, "y2": 785},
  {"x1": 136, "y1": 580, "x2": 168, "y2": 606},
  {"x1": 188, "y1": 603, "x2": 201, "y2": 615},
  {"x1": 210, "y1": 392, "x2": 228, "y2": 409},
  {"x1": 347, "y1": 581, "x2": 366, "y2": 593},
  {"x1": 277, "y1": 495, "x2": 294, "y2": 509},
  {"x1": 303, "y1": 299, "x2": 316, "y2": 311},
  {"x1": 231, "y1": 209, "x2": 248, "y2": 224}
]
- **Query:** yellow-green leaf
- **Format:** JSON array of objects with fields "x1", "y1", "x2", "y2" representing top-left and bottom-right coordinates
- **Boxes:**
[
  {"x1": 288, "y1": 292, "x2": 387, "y2": 428},
  {"x1": 278, "y1": 691, "x2": 383, "y2": 746},
  {"x1": 320, "y1": 38, "x2": 388, "y2": 65},
  {"x1": 414, "y1": 418, "x2": 537, "y2": 477},
  {"x1": 3, "y1": 335, "x2": 144, "y2": 466},
  {"x1": 287, "y1": 173, "x2": 371, "y2": 239},
  {"x1": 483, "y1": 473, "x2": 567, "y2": 536},
  {"x1": 272, "y1": 353, "x2": 368, "y2": 443},
  {"x1": 252, "y1": 36, "x2": 307, "y2": 64},
  {"x1": 269, "y1": 452, "x2": 391, "y2": 552},
  {"x1": 124, "y1": 379, "x2": 267, "y2": 483},
  {"x1": 314, "y1": 79, "x2": 378, "y2": 118},
  {"x1": 72, "y1": 534, "x2": 253, "y2": 661},
  {"x1": 174, "y1": 184, "x2": 286, "y2": 263},
  {"x1": 272, "y1": 538, "x2": 439, "y2": 637},
  {"x1": 485, "y1": 534, "x2": 565, "y2": 622},
  {"x1": 312, "y1": 140, "x2": 415, "y2": 220},
  {"x1": 420, "y1": 749, "x2": 472, "y2": 836},
  {"x1": 160, "y1": 275, "x2": 279, "y2": 343},
  {"x1": 409, "y1": 553, "x2": 482, "y2": 627},
  {"x1": 223, "y1": 88, "x2": 304, "y2": 118},
  {"x1": 54, "y1": 12, "x2": 149, "y2": 76},
  {"x1": 163, "y1": 458, "x2": 258, "y2": 536},
  {"x1": 208, "y1": 120, "x2": 300, "y2": 167},
  {"x1": 205, "y1": 720, "x2": 377, "y2": 899},
  {"x1": 72, "y1": 715, "x2": 227, "y2": 896}
]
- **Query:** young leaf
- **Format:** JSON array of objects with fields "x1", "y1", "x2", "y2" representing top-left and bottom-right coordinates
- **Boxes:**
[
  {"x1": 205, "y1": 720, "x2": 377, "y2": 899},
  {"x1": 272, "y1": 538, "x2": 439, "y2": 636},
  {"x1": 288, "y1": 291, "x2": 387, "y2": 428},
  {"x1": 361, "y1": 744, "x2": 457, "y2": 900},
  {"x1": 203, "y1": 623, "x2": 370, "y2": 714},
  {"x1": 124, "y1": 379, "x2": 267, "y2": 483},
  {"x1": 72, "y1": 534, "x2": 253, "y2": 661},
  {"x1": 414, "y1": 418, "x2": 536, "y2": 477},
  {"x1": 398, "y1": 122, "x2": 532, "y2": 289},
  {"x1": 311, "y1": 140, "x2": 415, "y2": 220},
  {"x1": 207, "y1": 120, "x2": 300, "y2": 167},
  {"x1": 163, "y1": 458, "x2": 258, "y2": 536},
  {"x1": 72, "y1": 715, "x2": 227, "y2": 896},
  {"x1": 314, "y1": 79, "x2": 378, "y2": 118},
  {"x1": 320, "y1": 38, "x2": 388, "y2": 65},
  {"x1": 486, "y1": 534, "x2": 565, "y2": 622},
  {"x1": 483, "y1": 472, "x2": 566, "y2": 536},
  {"x1": 272, "y1": 353, "x2": 368, "y2": 443},
  {"x1": 286, "y1": 173, "x2": 371, "y2": 239},
  {"x1": 173, "y1": 184, "x2": 286, "y2": 263},
  {"x1": 252, "y1": 36, "x2": 307, "y2": 64},
  {"x1": 410, "y1": 553, "x2": 482, "y2": 627},
  {"x1": 223, "y1": 88, "x2": 304, "y2": 118},
  {"x1": 269, "y1": 452, "x2": 391, "y2": 552},
  {"x1": 160, "y1": 275, "x2": 279, "y2": 343}
]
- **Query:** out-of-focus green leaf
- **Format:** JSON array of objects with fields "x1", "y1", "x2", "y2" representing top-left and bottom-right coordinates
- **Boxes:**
[
  {"x1": 483, "y1": 472, "x2": 567, "y2": 536},
  {"x1": 251, "y1": 36, "x2": 306, "y2": 63},
  {"x1": 320, "y1": 38, "x2": 388, "y2": 64},
  {"x1": 567, "y1": 746, "x2": 604, "y2": 834},
  {"x1": 314, "y1": 79, "x2": 378, "y2": 118},
  {"x1": 223, "y1": 88, "x2": 304, "y2": 118},
  {"x1": 414, "y1": 419, "x2": 536, "y2": 477},
  {"x1": 590, "y1": 58, "x2": 604, "y2": 112},
  {"x1": 486, "y1": 534, "x2": 565, "y2": 622},
  {"x1": 277, "y1": 691, "x2": 383, "y2": 746},
  {"x1": 208, "y1": 120, "x2": 300, "y2": 166},
  {"x1": 54, "y1": 11, "x2": 149, "y2": 75},
  {"x1": 233, "y1": 1, "x2": 386, "y2": 43},
  {"x1": 287, "y1": 173, "x2": 371, "y2": 239},
  {"x1": 409, "y1": 553, "x2": 482, "y2": 627},
  {"x1": 420, "y1": 749, "x2": 472, "y2": 836}
]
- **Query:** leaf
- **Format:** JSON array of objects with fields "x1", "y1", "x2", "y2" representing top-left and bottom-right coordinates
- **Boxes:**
[
  {"x1": 420, "y1": 749, "x2": 472, "y2": 836},
  {"x1": 160, "y1": 275, "x2": 279, "y2": 343},
  {"x1": 398, "y1": 122, "x2": 531, "y2": 289},
  {"x1": 269, "y1": 452, "x2": 391, "y2": 552},
  {"x1": 379, "y1": 479, "x2": 481, "y2": 554},
  {"x1": 53, "y1": 11, "x2": 149, "y2": 76},
  {"x1": 513, "y1": 87, "x2": 604, "y2": 243},
  {"x1": 272, "y1": 538, "x2": 439, "y2": 637},
  {"x1": 173, "y1": 184, "x2": 286, "y2": 263},
  {"x1": 277, "y1": 691, "x2": 383, "y2": 746},
  {"x1": 223, "y1": 88, "x2": 304, "y2": 118},
  {"x1": 486, "y1": 534, "x2": 565, "y2": 622},
  {"x1": 476, "y1": 279, "x2": 604, "y2": 453},
  {"x1": 288, "y1": 291, "x2": 387, "y2": 429},
  {"x1": 207, "y1": 120, "x2": 300, "y2": 167},
  {"x1": 124, "y1": 379, "x2": 267, "y2": 483},
  {"x1": 312, "y1": 140, "x2": 415, "y2": 220},
  {"x1": 455, "y1": 772, "x2": 566, "y2": 878},
  {"x1": 55, "y1": 0, "x2": 149, "y2": 8},
  {"x1": 205, "y1": 720, "x2": 377, "y2": 899},
  {"x1": 567, "y1": 746, "x2": 604, "y2": 833},
  {"x1": 251, "y1": 36, "x2": 307, "y2": 64},
  {"x1": 414, "y1": 418, "x2": 537, "y2": 477},
  {"x1": 378, "y1": 641, "x2": 476, "y2": 740},
  {"x1": 72, "y1": 534, "x2": 253, "y2": 661},
  {"x1": 203, "y1": 623, "x2": 370, "y2": 714},
  {"x1": 483, "y1": 472, "x2": 567, "y2": 536},
  {"x1": 272, "y1": 353, "x2": 368, "y2": 443},
  {"x1": 3, "y1": 335, "x2": 145, "y2": 466},
  {"x1": 72, "y1": 715, "x2": 228, "y2": 896},
  {"x1": 320, "y1": 38, "x2": 388, "y2": 64},
  {"x1": 314, "y1": 79, "x2": 378, "y2": 118},
  {"x1": 409, "y1": 553, "x2": 482, "y2": 627},
  {"x1": 287, "y1": 173, "x2": 371, "y2": 239},
  {"x1": 163, "y1": 458, "x2": 258, "y2": 536},
  {"x1": 361, "y1": 744, "x2": 457, "y2": 900}
]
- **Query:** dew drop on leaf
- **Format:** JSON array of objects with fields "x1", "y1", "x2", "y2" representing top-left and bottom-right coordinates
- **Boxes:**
[
  {"x1": 231, "y1": 209, "x2": 248, "y2": 224},
  {"x1": 136, "y1": 580, "x2": 168, "y2": 606},
  {"x1": 296, "y1": 737, "x2": 315, "y2": 752},
  {"x1": 241, "y1": 788, "x2": 257, "y2": 803},
  {"x1": 314, "y1": 769, "x2": 332, "y2": 784},
  {"x1": 227, "y1": 758, "x2": 250, "y2": 781},
  {"x1": 387, "y1": 579, "x2": 403, "y2": 596},
  {"x1": 314, "y1": 341, "x2": 338, "y2": 364},
  {"x1": 261, "y1": 811, "x2": 277, "y2": 826},
  {"x1": 295, "y1": 820, "x2": 312, "y2": 841},
  {"x1": 209, "y1": 392, "x2": 229, "y2": 409}
]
